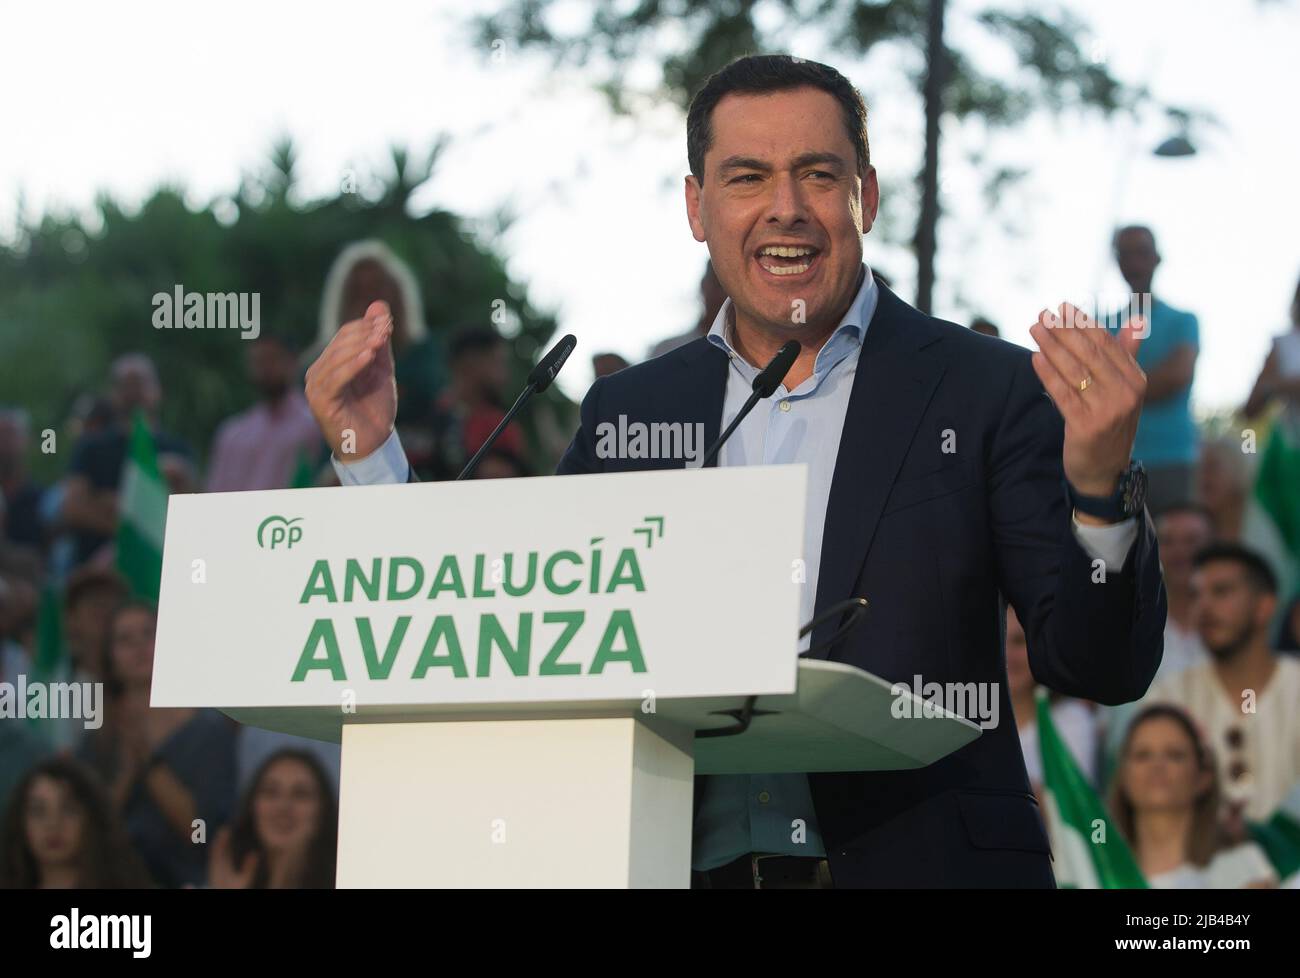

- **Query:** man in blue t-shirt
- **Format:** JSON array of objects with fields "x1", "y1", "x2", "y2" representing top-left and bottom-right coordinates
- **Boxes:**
[{"x1": 1108, "y1": 225, "x2": 1200, "y2": 514}]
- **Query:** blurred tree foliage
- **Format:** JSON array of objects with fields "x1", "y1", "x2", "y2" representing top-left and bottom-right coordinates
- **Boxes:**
[
  {"x1": 473, "y1": 0, "x2": 1169, "y2": 310},
  {"x1": 0, "y1": 138, "x2": 573, "y2": 482},
  {"x1": 478, "y1": 0, "x2": 1134, "y2": 117}
]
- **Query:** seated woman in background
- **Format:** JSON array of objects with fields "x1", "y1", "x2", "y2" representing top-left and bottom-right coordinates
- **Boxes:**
[
  {"x1": 0, "y1": 757, "x2": 151, "y2": 888},
  {"x1": 1109, "y1": 704, "x2": 1277, "y2": 888},
  {"x1": 209, "y1": 749, "x2": 337, "y2": 889},
  {"x1": 77, "y1": 600, "x2": 238, "y2": 888}
]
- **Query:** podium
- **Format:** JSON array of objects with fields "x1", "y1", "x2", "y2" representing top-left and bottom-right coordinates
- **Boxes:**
[{"x1": 153, "y1": 466, "x2": 980, "y2": 887}]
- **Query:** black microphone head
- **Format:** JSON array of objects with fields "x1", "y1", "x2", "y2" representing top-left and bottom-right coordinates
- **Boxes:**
[
  {"x1": 752, "y1": 340, "x2": 801, "y2": 397},
  {"x1": 527, "y1": 333, "x2": 577, "y2": 392}
]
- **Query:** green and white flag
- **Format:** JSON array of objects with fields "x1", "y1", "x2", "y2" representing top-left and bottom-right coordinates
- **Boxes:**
[
  {"x1": 31, "y1": 582, "x2": 65, "y2": 684},
  {"x1": 289, "y1": 448, "x2": 317, "y2": 490},
  {"x1": 27, "y1": 583, "x2": 67, "y2": 744},
  {"x1": 1253, "y1": 419, "x2": 1300, "y2": 602},
  {"x1": 116, "y1": 412, "x2": 168, "y2": 603},
  {"x1": 1248, "y1": 784, "x2": 1300, "y2": 885},
  {"x1": 1038, "y1": 693, "x2": 1147, "y2": 888}
]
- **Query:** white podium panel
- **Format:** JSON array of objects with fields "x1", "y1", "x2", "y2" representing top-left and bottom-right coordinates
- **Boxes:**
[
  {"x1": 154, "y1": 466, "x2": 808, "y2": 713},
  {"x1": 152, "y1": 466, "x2": 983, "y2": 887},
  {"x1": 336, "y1": 717, "x2": 693, "y2": 888},
  {"x1": 153, "y1": 467, "x2": 808, "y2": 888}
]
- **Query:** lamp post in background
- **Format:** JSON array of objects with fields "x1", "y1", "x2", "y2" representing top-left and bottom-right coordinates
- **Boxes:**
[{"x1": 1091, "y1": 107, "x2": 1200, "y2": 297}]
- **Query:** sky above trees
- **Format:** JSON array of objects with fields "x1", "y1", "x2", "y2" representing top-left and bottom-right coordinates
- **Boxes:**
[{"x1": 4, "y1": 0, "x2": 1297, "y2": 412}]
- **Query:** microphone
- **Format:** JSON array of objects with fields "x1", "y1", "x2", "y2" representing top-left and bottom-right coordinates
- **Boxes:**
[
  {"x1": 752, "y1": 339, "x2": 801, "y2": 397},
  {"x1": 526, "y1": 332, "x2": 576, "y2": 393},
  {"x1": 699, "y1": 340, "x2": 800, "y2": 467},
  {"x1": 456, "y1": 333, "x2": 577, "y2": 481}
]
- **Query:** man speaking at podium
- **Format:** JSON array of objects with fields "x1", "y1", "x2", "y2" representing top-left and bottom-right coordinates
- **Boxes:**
[{"x1": 305, "y1": 55, "x2": 1166, "y2": 888}]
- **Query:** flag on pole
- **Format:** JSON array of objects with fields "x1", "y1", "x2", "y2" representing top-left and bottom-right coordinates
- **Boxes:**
[
  {"x1": 31, "y1": 583, "x2": 65, "y2": 683},
  {"x1": 116, "y1": 412, "x2": 168, "y2": 603},
  {"x1": 1248, "y1": 784, "x2": 1300, "y2": 885},
  {"x1": 27, "y1": 583, "x2": 66, "y2": 741},
  {"x1": 1037, "y1": 693, "x2": 1147, "y2": 888},
  {"x1": 289, "y1": 448, "x2": 316, "y2": 490},
  {"x1": 1254, "y1": 419, "x2": 1300, "y2": 601}
]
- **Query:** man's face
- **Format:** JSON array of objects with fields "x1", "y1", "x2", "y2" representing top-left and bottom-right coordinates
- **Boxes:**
[
  {"x1": 1114, "y1": 228, "x2": 1159, "y2": 292},
  {"x1": 247, "y1": 341, "x2": 294, "y2": 398},
  {"x1": 1156, "y1": 511, "x2": 1214, "y2": 593},
  {"x1": 685, "y1": 87, "x2": 877, "y2": 336},
  {"x1": 1191, "y1": 561, "x2": 1274, "y2": 660},
  {"x1": 0, "y1": 414, "x2": 27, "y2": 472},
  {"x1": 591, "y1": 353, "x2": 628, "y2": 378},
  {"x1": 458, "y1": 344, "x2": 510, "y2": 403},
  {"x1": 112, "y1": 361, "x2": 161, "y2": 418},
  {"x1": 1196, "y1": 444, "x2": 1240, "y2": 511}
]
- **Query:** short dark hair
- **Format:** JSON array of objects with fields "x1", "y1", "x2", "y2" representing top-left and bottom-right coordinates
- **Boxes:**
[
  {"x1": 64, "y1": 566, "x2": 128, "y2": 612},
  {"x1": 251, "y1": 331, "x2": 297, "y2": 356},
  {"x1": 1153, "y1": 501, "x2": 1215, "y2": 528},
  {"x1": 1112, "y1": 224, "x2": 1157, "y2": 252},
  {"x1": 448, "y1": 325, "x2": 504, "y2": 362},
  {"x1": 1193, "y1": 541, "x2": 1278, "y2": 595},
  {"x1": 686, "y1": 55, "x2": 869, "y2": 180}
]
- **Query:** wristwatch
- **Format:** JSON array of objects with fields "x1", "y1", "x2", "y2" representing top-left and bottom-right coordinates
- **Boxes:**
[{"x1": 1067, "y1": 460, "x2": 1147, "y2": 521}]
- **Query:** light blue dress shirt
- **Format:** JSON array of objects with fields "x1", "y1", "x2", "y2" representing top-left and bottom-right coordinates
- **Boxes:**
[
  {"x1": 690, "y1": 265, "x2": 879, "y2": 870},
  {"x1": 331, "y1": 263, "x2": 1139, "y2": 873},
  {"x1": 1105, "y1": 299, "x2": 1200, "y2": 465}
]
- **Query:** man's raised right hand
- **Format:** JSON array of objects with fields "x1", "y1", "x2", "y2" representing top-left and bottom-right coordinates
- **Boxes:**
[{"x1": 304, "y1": 300, "x2": 398, "y2": 461}]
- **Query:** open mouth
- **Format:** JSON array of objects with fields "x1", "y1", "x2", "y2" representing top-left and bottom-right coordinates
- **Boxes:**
[{"x1": 755, "y1": 244, "x2": 821, "y2": 278}]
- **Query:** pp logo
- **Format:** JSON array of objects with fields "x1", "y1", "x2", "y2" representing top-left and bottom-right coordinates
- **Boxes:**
[{"x1": 257, "y1": 515, "x2": 303, "y2": 550}]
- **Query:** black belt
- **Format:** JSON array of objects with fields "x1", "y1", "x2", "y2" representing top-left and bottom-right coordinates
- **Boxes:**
[{"x1": 692, "y1": 853, "x2": 834, "y2": 889}]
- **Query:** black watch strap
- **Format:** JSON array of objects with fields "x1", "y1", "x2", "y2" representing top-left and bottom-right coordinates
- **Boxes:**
[
  {"x1": 1070, "y1": 486, "x2": 1126, "y2": 521},
  {"x1": 1067, "y1": 461, "x2": 1146, "y2": 520}
]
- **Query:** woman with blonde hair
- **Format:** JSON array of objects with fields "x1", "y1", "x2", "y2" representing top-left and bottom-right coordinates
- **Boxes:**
[{"x1": 1109, "y1": 703, "x2": 1275, "y2": 888}]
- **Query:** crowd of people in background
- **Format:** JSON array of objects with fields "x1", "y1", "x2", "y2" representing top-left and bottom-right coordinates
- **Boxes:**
[
  {"x1": 1001, "y1": 229, "x2": 1300, "y2": 889},
  {"x1": 0, "y1": 241, "x2": 545, "y2": 888},
  {"x1": 1, "y1": 229, "x2": 1298, "y2": 888}
]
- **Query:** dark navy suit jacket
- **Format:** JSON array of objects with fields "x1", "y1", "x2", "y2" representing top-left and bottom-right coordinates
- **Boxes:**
[{"x1": 555, "y1": 278, "x2": 1167, "y2": 887}]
